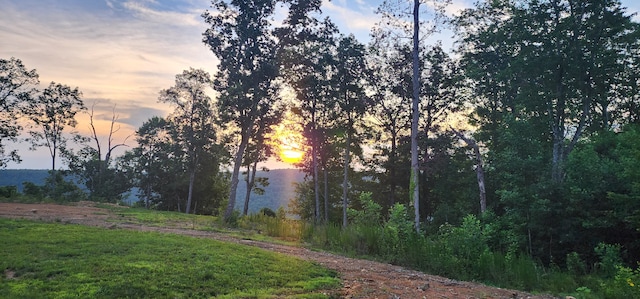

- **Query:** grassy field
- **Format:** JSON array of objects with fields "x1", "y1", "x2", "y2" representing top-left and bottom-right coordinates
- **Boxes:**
[{"x1": 0, "y1": 218, "x2": 340, "y2": 299}]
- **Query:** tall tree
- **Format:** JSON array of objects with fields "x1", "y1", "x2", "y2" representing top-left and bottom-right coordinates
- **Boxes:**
[
  {"x1": 63, "y1": 103, "x2": 132, "y2": 202},
  {"x1": 126, "y1": 115, "x2": 228, "y2": 214},
  {"x1": 457, "y1": 0, "x2": 640, "y2": 184},
  {"x1": 277, "y1": 0, "x2": 339, "y2": 223},
  {"x1": 27, "y1": 82, "x2": 85, "y2": 172},
  {"x1": 456, "y1": 0, "x2": 640, "y2": 262},
  {"x1": 366, "y1": 35, "x2": 413, "y2": 210},
  {"x1": 0, "y1": 57, "x2": 39, "y2": 167},
  {"x1": 159, "y1": 68, "x2": 217, "y2": 214},
  {"x1": 241, "y1": 105, "x2": 282, "y2": 216},
  {"x1": 333, "y1": 35, "x2": 368, "y2": 227},
  {"x1": 203, "y1": 0, "x2": 281, "y2": 221},
  {"x1": 376, "y1": 0, "x2": 450, "y2": 232}
]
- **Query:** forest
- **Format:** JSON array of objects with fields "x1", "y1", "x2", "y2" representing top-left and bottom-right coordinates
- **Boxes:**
[{"x1": 1, "y1": 0, "x2": 640, "y2": 297}]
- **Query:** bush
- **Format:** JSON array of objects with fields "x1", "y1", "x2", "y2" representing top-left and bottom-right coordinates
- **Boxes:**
[
  {"x1": 567, "y1": 252, "x2": 588, "y2": 275},
  {"x1": 259, "y1": 207, "x2": 276, "y2": 217},
  {"x1": 0, "y1": 186, "x2": 18, "y2": 198},
  {"x1": 601, "y1": 265, "x2": 640, "y2": 299},
  {"x1": 595, "y1": 243, "x2": 623, "y2": 278}
]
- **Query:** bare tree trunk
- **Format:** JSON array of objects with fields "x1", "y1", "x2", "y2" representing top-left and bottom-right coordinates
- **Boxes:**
[
  {"x1": 452, "y1": 129, "x2": 487, "y2": 213},
  {"x1": 323, "y1": 167, "x2": 329, "y2": 224},
  {"x1": 186, "y1": 169, "x2": 195, "y2": 214},
  {"x1": 224, "y1": 131, "x2": 250, "y2": 221},
  {"x1": 342, "y1": 128, "x2": 350, "y2": 228},
  {"x1": 389, "y1": 128, "x2": 397, "y2": 207},
  {"x1": 410, "y1": 0, "x2": 421, "y2": 233},
  {"x1": 312, "y1": 100, "x2": 321, "y2": 224},
  {"x1": 243, "y1": 160, "x2": 259, "y2": 216}
]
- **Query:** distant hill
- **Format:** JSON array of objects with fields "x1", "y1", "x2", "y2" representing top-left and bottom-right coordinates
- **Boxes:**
[
  {"x1": 0, "y1": 169, "x2": 305, "y2": 214},
  {"x1": 0, "y1": 169, "x2": 49, "y2": 192},
  {"x1": 234, "y1": 169, "x2": 305, "y2": 214}
]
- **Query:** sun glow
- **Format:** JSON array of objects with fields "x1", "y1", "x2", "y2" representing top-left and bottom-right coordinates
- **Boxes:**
[
  {"x1": 280, "y1": 148, "x2": 304, "y2": 164},
  {"x1": 272, "y1": 110, "x2": 305, "y2": 165}
]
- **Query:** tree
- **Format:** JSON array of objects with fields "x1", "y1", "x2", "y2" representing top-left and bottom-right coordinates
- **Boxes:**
[
  {"x1": 376, "y1": 0, "x2": 451, "y2": 232},
  {"x1": 27, "y1": 82, "x2": 85, "y2": 172},
  {"x1": 241, "y1": 105, "x2": 282, "y2": 216},
  {"x1": 457, "y1": 0, "x2": 640, "y2": 184},
  {"x1": 455, "y1": 0, "x2": 640, "y2": 263},
  {"x1": 452, "y1": 129, "x2": 486, "y2": 214},
  {"x1": 203, "y1": 0, "x2": 281, "y2": 221},
  {"x1": 0, "y1": 57, "x2": 39, "y2": 167},
  {"x1": 366, "y1": 34, "x2": 413, "y2": 211},
  {"x1": 159, "y1": 68, "x2": 217, "y2": 214},
  {"x1": 126, "y1": 115, "x2": 228, "y2": 214},
  {"x1": 64, "y1": 103, "x2": 132, "y2": 202},
  {"x1": 276, "y1": 0, "x2": 339, "y2": 223},
  {"x1": 333, "y1": 35, "x2": 369, "y2": 227}
]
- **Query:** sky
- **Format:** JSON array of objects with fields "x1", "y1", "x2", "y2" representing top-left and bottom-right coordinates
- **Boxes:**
[{"x1": 1, "y1": 0, "x2": 639, "y2": 169}]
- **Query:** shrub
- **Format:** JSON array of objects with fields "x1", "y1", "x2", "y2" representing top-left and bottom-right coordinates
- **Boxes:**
[
  {"x1": 347, "y1": 192, "x2": 381, "y2": 227},
  {"x1": 601, "y1": 265, "x2": 640, "y2": 299},
  {"x1": 595, "y1": 243, "x2": 623, "y2": 278},
  {"x1": 259, "y1": 207, "x2": 276, "y2": 217},
  {"x1": 0, "y1": 185, "x2": 18, "y2": 198},
  {"x1": 566, "y1": 252, "x2": 587, "y2": 275}
]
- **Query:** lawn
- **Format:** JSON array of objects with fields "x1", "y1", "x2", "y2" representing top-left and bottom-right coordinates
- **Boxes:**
[{"x1": 0, "y1": 218, "x2": 340, "y2": 299}]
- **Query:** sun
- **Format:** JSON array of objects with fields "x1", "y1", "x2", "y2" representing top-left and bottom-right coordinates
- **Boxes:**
[
  {"x1": 271, "y1": 110, "x2": 306, "y2": 165},
  {"x1": 280, "y1": 148, "x2": 304, "y2": 164}
]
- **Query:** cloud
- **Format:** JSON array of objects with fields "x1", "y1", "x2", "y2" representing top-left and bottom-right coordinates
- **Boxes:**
[
  {"x1": 321, "y1": 0, "x2": 379, "y2": 40},
  {"x1": 0, "y1": 0, "x2": 218, "y2": 162}
]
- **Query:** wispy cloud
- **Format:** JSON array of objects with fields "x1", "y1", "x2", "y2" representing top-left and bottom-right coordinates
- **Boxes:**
[
  {"x1": 0, "y1": 0, "x2": 217, "y2": 145},
  {"x1": 321, "y1": 0, "x2": 379, "y2": 40}
]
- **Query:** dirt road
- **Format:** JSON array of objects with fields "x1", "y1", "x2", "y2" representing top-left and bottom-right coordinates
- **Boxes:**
[{"x1": 0, "y1": 202, "x2": 556, "y2": 298}]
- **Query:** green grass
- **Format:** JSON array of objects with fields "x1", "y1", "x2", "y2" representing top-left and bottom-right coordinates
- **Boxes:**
[
  {"x1": 98, "y1": 204, "x2": 219, "y2": 230},
  {"x1": 0, "y1": 218, "x2": 340, "y2": 299}
]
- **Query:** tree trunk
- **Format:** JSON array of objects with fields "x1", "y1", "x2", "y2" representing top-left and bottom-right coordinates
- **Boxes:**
[
  {"x1": 323, "y1": 167, "x2": 329, "y2": 224},
  {"x1": 389, "y1": 127, "x2": 397, "y2": 207},
  {"x1": 312, "y1": 100, "x2": 321, "y2": 224},
  {"x1": 342, "y1": 127, "x2": 350, "y2": 228},
  {"x1": 410, "y1": 0, "x2": 421, "y2": 233},
  {"x1": 224, "y1": 130, "x2": 250, "y2": 221},
  {"x1": 452, "y1": 129, "x2": 487, "y2": 214},
  {"x1": 243, "y1": 160, "x2": 259, "y2": 216},
  {"x1": 185, "y1": 169, "x2": 195, "y2": 214}
]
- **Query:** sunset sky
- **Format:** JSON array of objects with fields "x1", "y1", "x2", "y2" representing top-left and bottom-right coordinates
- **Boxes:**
[{"x1": 1, "y1": 0, "x2": 639, "y2": 169}]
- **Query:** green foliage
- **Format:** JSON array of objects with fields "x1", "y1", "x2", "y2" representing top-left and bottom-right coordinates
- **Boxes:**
[
  {"x1": 595, "y1": 243, "x2": 624, "y2": 278},
  {"x1": 0, "y1": 57, "x2": 39, "y2": 168},
  {"x1": 0, "y1": 185, "x2": 17, "y2": 198},
  {"x1": 566, "y1": 252, "x2": 588, "y2": 276},
  {"x1": 259, "y1": 207, "x2": 276, "y2": 217},
  {"x1": 601, "y1": 265, "x2": 640, "y2": 299},
  {"x1": 347, "y1": 192, "x2": 381, "y2": 227},
  {"x1": 0, "y1": 218, "x2": 339, "y2": 298},
  {"x1": 21, "y1": 182, "x2": 44, "y2": 199}
]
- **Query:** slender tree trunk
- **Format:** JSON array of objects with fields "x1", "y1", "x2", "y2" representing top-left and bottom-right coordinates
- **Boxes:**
[
  {"x1": 342, "y1": 127, "x2": 351, "y2": 228},
  {"x1": 243, "y1": 160, "x2": 259, "y2": 216},
  {"x1": 224, "y1": 131, "x2": 250, "y2": 221},
  {"x1": 323, "y1": 167, "x2": 329, "y2": 223},
  {"x1": 186, "y1": 169, "x2": 195, "y2": 214},
  {"x1": 410, "y1": 0, "x2": 421, "y2": 233},
  {"x1": 452, "y1": 130, "x2": 487, "y2": 213},
  {"x1": 312, "y1": 100, "x2": 320, "y2": 224},
  {"x1": 389, "y1": 128, "x2": 397, "y2": 207},
  {"x1": 313, "y1": 142, "x2": 320, "y2": 223}
]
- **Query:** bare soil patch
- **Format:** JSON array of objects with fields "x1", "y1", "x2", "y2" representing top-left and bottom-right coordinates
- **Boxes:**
[{"x1": 0, "y1": 202, "x2": 557, "y2": 298}]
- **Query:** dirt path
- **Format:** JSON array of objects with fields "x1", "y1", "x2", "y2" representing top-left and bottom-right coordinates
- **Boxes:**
[{"x1": 0, "y1": 202, "x2": 556, "y2": 299}]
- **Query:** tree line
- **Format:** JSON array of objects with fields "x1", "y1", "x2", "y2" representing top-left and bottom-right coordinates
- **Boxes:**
[{"x1": 1, "y1": 0, "x2": 640, "y2": 276}]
